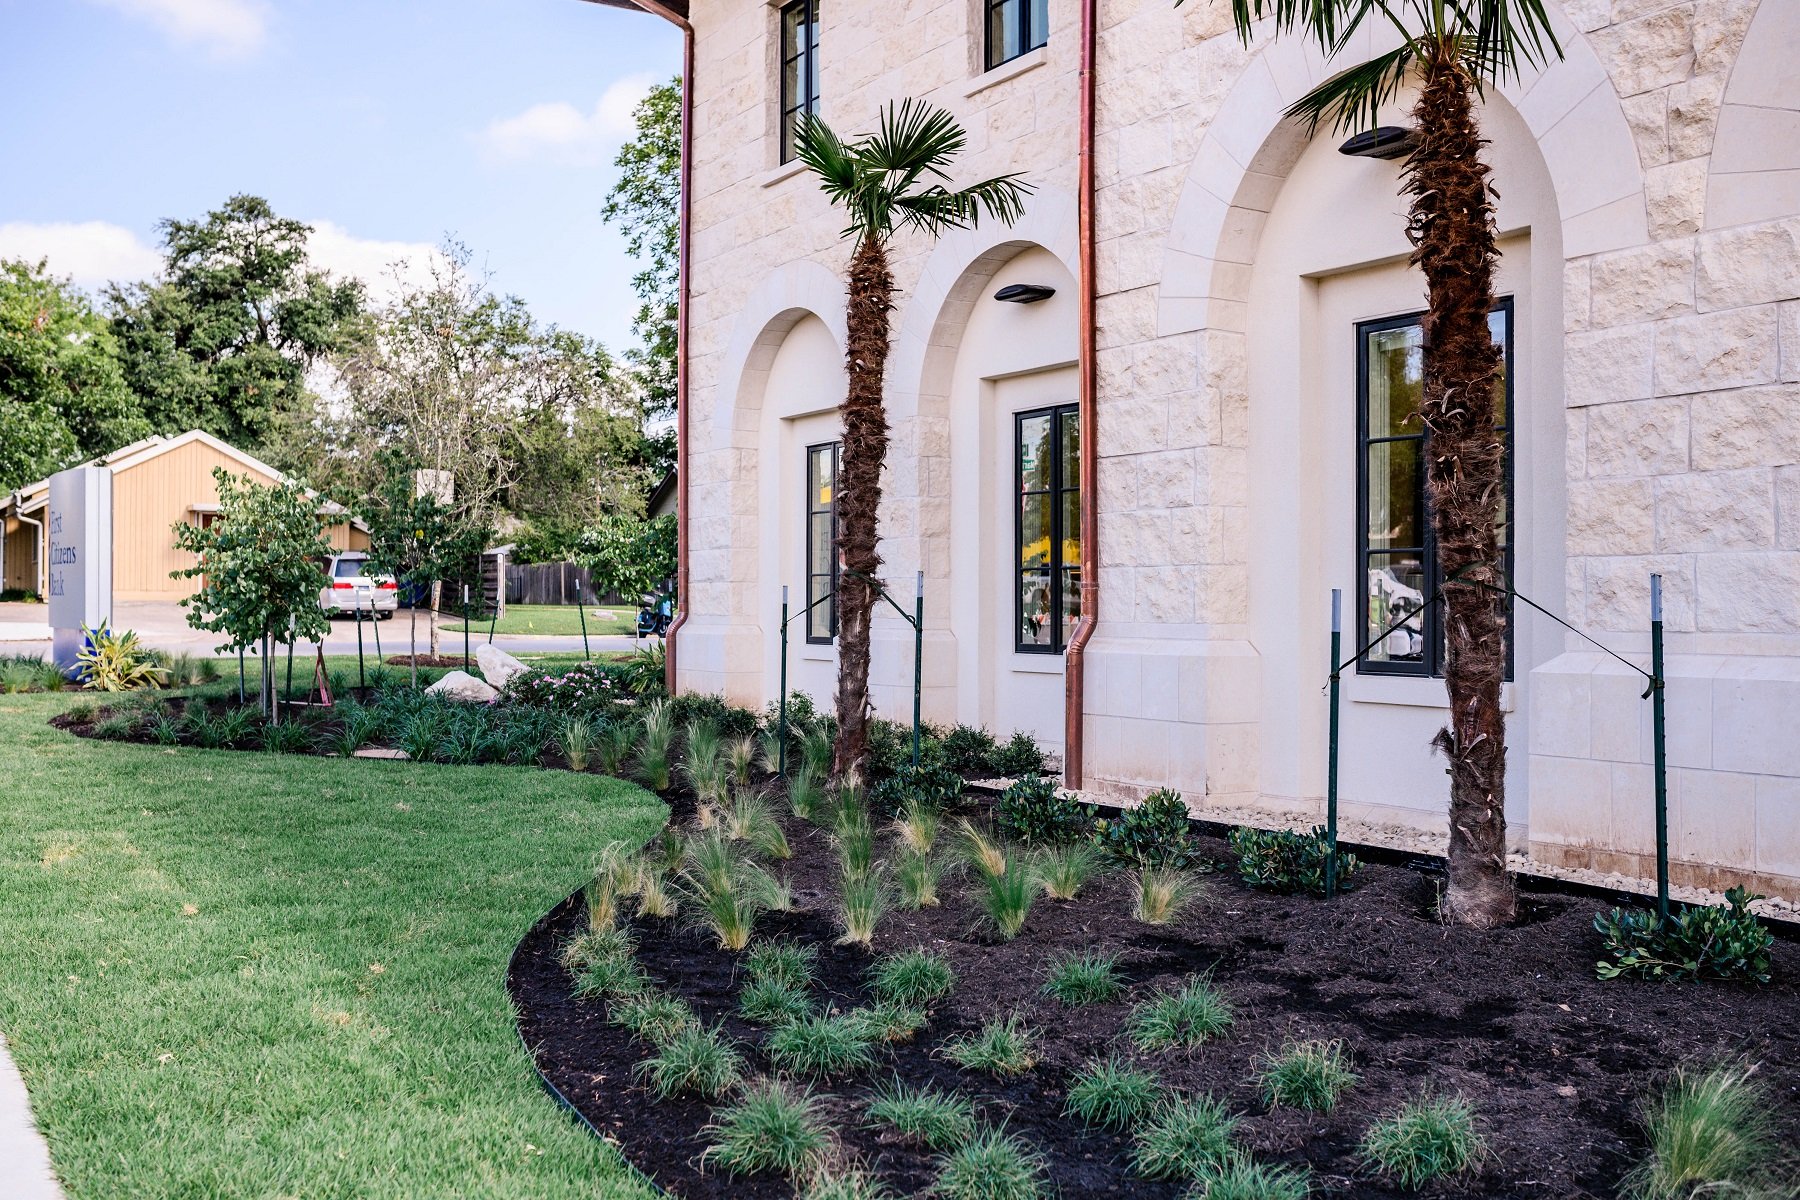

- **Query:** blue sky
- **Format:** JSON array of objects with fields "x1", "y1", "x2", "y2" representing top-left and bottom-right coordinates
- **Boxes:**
[{"x1": 0, "y1": 0, "x2": 681, "y2": 352}]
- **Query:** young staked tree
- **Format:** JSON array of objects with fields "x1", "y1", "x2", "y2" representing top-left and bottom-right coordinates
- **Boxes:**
[
  {"x1": 170, "y1": 467, "x2": 333, "y2": 715},
  {"x1": 794, "y1": 100, "x2": 1031, "y2": 781},
  {"x1": 1213, "y1": 0, "x2": 1563, "y2": 927}
]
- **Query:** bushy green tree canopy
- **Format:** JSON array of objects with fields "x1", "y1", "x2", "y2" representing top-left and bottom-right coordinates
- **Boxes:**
[
  {"x1": 108, "y1": 194, "x2": 365, "y2": 452},
  {"x1": 0, "y1": 259, "x2": 146, "y2": 492},
  {"x1": 602, "y1": 77, "x2": 681, "y2": 421}
]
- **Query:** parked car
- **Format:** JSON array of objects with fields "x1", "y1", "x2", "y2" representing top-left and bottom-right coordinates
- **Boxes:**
[{"x1": 318, "y1": 553, "x2": 398, "y2": 619}]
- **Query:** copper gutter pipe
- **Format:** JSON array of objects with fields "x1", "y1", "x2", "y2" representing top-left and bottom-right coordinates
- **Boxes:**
[
  {"x1": 588, "y1": 0, "x2": 694, "y2": 693},
  {"x1": 1063, "y1": 0, "x2": 1099, "y2": 789}
]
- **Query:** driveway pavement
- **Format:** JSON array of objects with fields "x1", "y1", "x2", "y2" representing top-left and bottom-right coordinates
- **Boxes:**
[{"x1": 0, "y1": 600, "x2": 649, "y2": 661}]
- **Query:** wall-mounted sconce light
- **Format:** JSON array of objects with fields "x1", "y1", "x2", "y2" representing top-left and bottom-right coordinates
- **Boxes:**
[
  {"x1": 1337, "y1": 126, "x2": 1418, "y2": 159},
  {"x1": 993, "y1": 283, "x2": 1056, "y2": 304}
]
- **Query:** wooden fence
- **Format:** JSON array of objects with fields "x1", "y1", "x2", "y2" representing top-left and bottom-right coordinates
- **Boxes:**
[{"x1": 505, "y1": 561, "x2": 626, "y2": 606}]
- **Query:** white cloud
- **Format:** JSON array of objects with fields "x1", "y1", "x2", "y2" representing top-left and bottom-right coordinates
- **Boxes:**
[
  {"x1": 478, "y1": 74, "x2": 658, "y2": 166},
  {"x1": 90, "y1": 0, "x2": 270, "y2": 60},
  {"x1": 0, "y1": 221, "x2": 163, "y2": 293},
  {"x1": 303, "y1": 222, "x2": 448, "y2": 306},
  {"x1": 0, "y1": 218, "x2": 446, "y2": 306}
]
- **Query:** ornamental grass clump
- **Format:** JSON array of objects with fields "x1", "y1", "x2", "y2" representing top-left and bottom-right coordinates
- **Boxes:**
[
  {"x1": 835, "y1": 799, "x2": 878, "y2": 881},
  {"x1": 892, "y1": 799, "x2": 941, "y2": 854},
  {"x1": 956, "y1": 818, "x2": 1008, "y2": 879},
  {"x1": 748, "y1": 940, "x2": 818, "y2": 991},
  {"x1": 559, "y1": 715, "x2": 596, "y2": 771},
  {"x1": 865, "y1": 1079, "x2": 976, "y2": 1150},
  {"x1": 932, "y1": 1126, "x2": 1048, "y2": 1200},
  {"x1": 702, "y1": 1079, "x2": 832, "y2": 1179},
  {"x1": 1129, "y1": 975, "x2": 1234, "y2": 1051},
  {"x1": 803, "y1": 1166, "x2": 892, "y2": 1200},
  {"x1": 1359, "y1": 1093, "x2": 1484, "y2": 1190},
  {"x1": 681, "y1": 829, "x2": 764, "y2": 951},
  {"x1": 1626, "y1": 1061, "x2": 1789, "y2": 1200},
  {"x1": 725, "y1": 734, "x2": 757, "y2": 786},
  {"x1": 1064, "y1": 1056, "x2": 1163, "y2": 1130},
  {"x1": 896, "y1": 849, "x2": 947, "y2": 909},
  {"x1": 740, "y1": 976, "x2": 815, "y2": 1026},
  {"x1": 726, "y1": 789, "x2": 791, "y2": 859},
  {"x1": 639, "y1": 700, "x2": 676, "y2": 791},
  {"x1": 561, "y1": 923, "x2": 635, "y2": 974},
  {"x1": 597, "y1": 720, "x2": 635, "y2": 776},
  {"x1": 584, "y1": 842, "x2": 640, "y2": 930},
  {"x1": 847, "y1": 1000, "x2": 926, "y2": 1044},
  {"x1": 979, "y1": 859, "x2": 1036, "y2": 941},
  {"x1": 1195, "y1": 1156, "x2": 1314, "y2": 1200},
  {"x1": 1259, "y1": 1039, "x2": 1357, "y2": 1111},
  {"x1": 1035, "y1": 842, "x2": 1103, "y2": 901},
  {"x1": 836, "y1": 870, "x2": 892, "y2": 948},
  {"x1": 610, "y1": 991, "x2": 699, "y2": 1046},
  {"x1": 634, "y1": 861, "x2": 678, "y2": 919},
  {"x1": 637, "y1": 1023, "x2": 745, "y2": 1099},
  {"x1": 1131, "y1": 1093, "x2": 1241, "y2": 1181},
  {"x1": 1042, "y1": 949, "x2": 1125, "y2": 1006},
  {"x1": 1134, "y1": 868, "x2": 1203, "y2": 926},
  {"x1": 788, "y1": 762, "x2": 825, "y2": 821},
  {"x1": 942, "y1": 1014, "x2": 1037, "y2": 1077},
  {"x1": 766, "y1": 1012, "x2": 881, "y2": 1080},
  {"x1": 870, "y1": 949, "x2": 955, "y2": 1008}
]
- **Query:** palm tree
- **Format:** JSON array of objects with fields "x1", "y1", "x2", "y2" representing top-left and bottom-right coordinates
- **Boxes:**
[
  {"x1": 794, "y1": 100, "x2": 1031, "y2": 781},
  {"x1": 1216, "y1": 0, "x2": 1563, "y2": 927}
]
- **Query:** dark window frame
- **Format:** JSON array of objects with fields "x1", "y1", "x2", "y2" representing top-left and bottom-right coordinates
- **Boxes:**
[
  {"x1": 779, "y1": 0, "x2": 821, "y2": 164},
  {"x1": 804, "y1": 440, "x2": 840, "y2": 645},
  {"x1": 983, "y1": 0, "x2": 1048, "y2": 72},
  {"x1": 1354, "y1": 298, "x2": 1515, "y2": 679},
  {"x1": 1014, "y1": 402, "x2": 1079, "y2": 655}
]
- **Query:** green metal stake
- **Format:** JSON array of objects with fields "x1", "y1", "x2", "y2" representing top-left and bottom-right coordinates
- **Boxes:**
[
  {"x1": 285, "y1": 631, "x2": 294, "y2": 705},
  {"x1": 237, "y1": 647, "x2": 245, "y2": 704},
  {"x1": 462, "y1": 584, "x2": 471, "y2": 671},
  {"x1": 355, "y1": 601, "x2": 366, "y2": 690},
  {"x1": 1326, "y1": 588, "x2": 1342, "y2": 900},
  {"x1": 1650, "y1": 573, "x2": 1669, "y2": 922},
  {"x1": 578, "y1": 598, "x2": 590, "y2": 661},
  {"x1": 371, "y1": 600, "x2": 382, "y2": 661},
  {"x1": 488, "y1": 602, "x2": 498, "y2": 644},
  {"x1": 778, "y1": 585, "x2": 790, "y2": 777},
  {"x1": 911, "y1": 570, "x2": 923, "y2": 769}
]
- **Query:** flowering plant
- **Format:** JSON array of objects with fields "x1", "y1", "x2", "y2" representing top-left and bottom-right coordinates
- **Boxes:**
[{"x1": 502, "y1": 660, "x2": 631, "y2": 715}]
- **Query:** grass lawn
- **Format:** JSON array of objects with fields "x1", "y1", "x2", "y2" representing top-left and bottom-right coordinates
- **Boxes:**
[
  {"x1": 441, "y1": 605, "x2": 636, "y2": 638},
  {"x1": 0, "y1": 688, "x2": 665, "y2": 1199}
]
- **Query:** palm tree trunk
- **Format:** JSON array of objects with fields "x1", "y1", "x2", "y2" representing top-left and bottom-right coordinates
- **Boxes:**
[
  {"x1": 831, "y1": 234, "x2": 894, "y2": 781},
  {"x1": 1407, "y1": 51, "x2": 1516, "y2": 928}
]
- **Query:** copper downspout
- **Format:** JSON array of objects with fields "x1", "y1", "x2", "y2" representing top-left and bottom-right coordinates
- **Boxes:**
[
  {"x1": 604, "y1": 0, "x2": 694, "y2": 694},
  {"x1": 1063, "y1": 0, "x2": 1099, "y2": 789}
]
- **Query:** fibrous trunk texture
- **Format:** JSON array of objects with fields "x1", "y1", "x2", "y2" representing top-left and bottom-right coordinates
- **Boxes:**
[
  {"x1": 831, "y1": 235, "x2": 894, "y2": 782},
  {"x1": 1407, "y1": 51, "x2": 1517, "y2": 928}
]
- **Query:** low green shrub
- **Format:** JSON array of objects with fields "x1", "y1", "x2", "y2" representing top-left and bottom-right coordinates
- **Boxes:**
[
  {"x1": 869, "y1": 949, "x2": 955, "y2": 1009},
  {"x1": 846, "y1": 1000, "x2": 926, "y2": 1044},
  {"x1": 702, "y1": 1079, "x2": 831, "y2": 1178},
  {"x1": 942, "y1": 1014, "x2": 1037, "y2": 1076},
  {"x1": 1359, "y1": 1093, "x2": 1483, "y2": 1189},
  {"x1": 1595, "y1": 887, "x2": 1774, "y2": 983},
  {"x1": 932, "y1": 1126, "x2": 1047, "y2": 1200},
  {"x1": 739, "y1": 976, "x2": 815, "y2": 1026},
  {"x1": 671, "y1": 691, "x2": 760, "y2": 737},
  {"x1": 994, "y1": 774, "x2": 1093, "y2": 845},
  {"x1": 91, "y1": 712, "x2": 139, "y2": 740},
  {"x1": 1195, "y1": 1155, "x2": 1314, "y2": 1200},
  {"x1": 941, "y1": 723, "x2": 998, "y2": 774},
  {"x1": 1042, "y1": 949, "x2": 1125, "y2": 1006},
  {"x1": 1131, "y1": 1094, "x2": 1241, "y2": 1180},
  {"x1": 609, "y1": 991, "x2": 698, "y2": 1046},
  {"x1": 1258, "y1": 1040, "x2": 1356, "y2": 1111},
  {"x1": 258, "y1": 718, "x2": 313, "y2": 754},
  {"x1": 864, "y1": 1079, "x2": 976, "y2": 1149},
  {"x1": 1627, "y1": 1061, "x2": 1790, "y2": 1200},
  {"x1": 1094, "y1": 788, "x2": 1200, "y2": 870},
  {"x1": 1064, "y1": 1056, "x2": 1162, "y2": 1130},
  {"x1": 766, "y1": 1012, "x2": 880, "y2": 1080},
  {"x1": 871, "y1": 761, "x2": 964, "y2": 817},
  {"x1": 990, "y1": 730, "x2": 1045, "y2": 777},
  {"x1": 1229, "y1": 825, "x2": 1360, "y2": 896},
  {"x1": 635, "y1": 1023, "x2": 744, "y2": 1099},
  {"x1": 1128, "y1": 975, "x2": 1234, "y2": 1051}
]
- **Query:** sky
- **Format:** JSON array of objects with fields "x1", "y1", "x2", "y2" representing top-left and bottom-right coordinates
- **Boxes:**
[{"x1": 0, "y1": 0, "x2": 681, "y2": 352}]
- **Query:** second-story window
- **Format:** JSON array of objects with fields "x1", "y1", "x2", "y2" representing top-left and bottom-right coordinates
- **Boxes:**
[
  {"x1": 780, "y1": 0, "x2": 821, "y2": 164},
  {"x1": 985, "y1": 0, "x2": 1048, "y2": 71}
]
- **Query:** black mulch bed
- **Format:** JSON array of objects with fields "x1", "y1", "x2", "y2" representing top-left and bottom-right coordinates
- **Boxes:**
[{"x1": 509, "y1": 790, "x2": 1800, "y2": 1200}]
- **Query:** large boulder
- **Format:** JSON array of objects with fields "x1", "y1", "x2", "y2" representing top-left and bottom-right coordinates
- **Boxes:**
[
  {"x1": 476, "y1": 643, "x2": 529, "y2": 691},
  {"x1": 425, "y1": 670, "x2": 498, "y2": 703}
]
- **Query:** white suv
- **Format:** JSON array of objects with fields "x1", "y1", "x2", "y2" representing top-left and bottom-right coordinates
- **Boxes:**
[{"x1": 318, "y1": 553, "x2": 399, "y2": 619}]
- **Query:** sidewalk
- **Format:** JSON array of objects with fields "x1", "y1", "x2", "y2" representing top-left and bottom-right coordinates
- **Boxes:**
[{"x1": 0, "y1": 1033, "x2": 63, "y2": 1200}]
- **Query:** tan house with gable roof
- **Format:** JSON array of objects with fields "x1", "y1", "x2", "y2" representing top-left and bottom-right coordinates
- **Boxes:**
[{"x1": 1, "y1": 430, "x2": 369, "y2": 603}]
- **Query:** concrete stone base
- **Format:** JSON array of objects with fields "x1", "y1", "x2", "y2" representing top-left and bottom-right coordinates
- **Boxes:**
[{"x1": 1530, "y1": 841, "x2": 1800, "y2": 904}]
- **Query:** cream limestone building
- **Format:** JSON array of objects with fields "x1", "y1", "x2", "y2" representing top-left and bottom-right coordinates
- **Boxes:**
[{"x1": 595, "y1": 0, "x2": 1800, "y2": 900}]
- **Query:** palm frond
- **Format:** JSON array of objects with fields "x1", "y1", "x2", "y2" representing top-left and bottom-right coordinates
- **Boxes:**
[
  {"x1": 1286, "y1": 42, "x2": 1415, "y2": 133},
  {"x1": 794, "y1": 114, "x2": 859, "y2": 201},
  {"x1": 865, "y1": 98, "x2": 967, "y2": 180}
]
